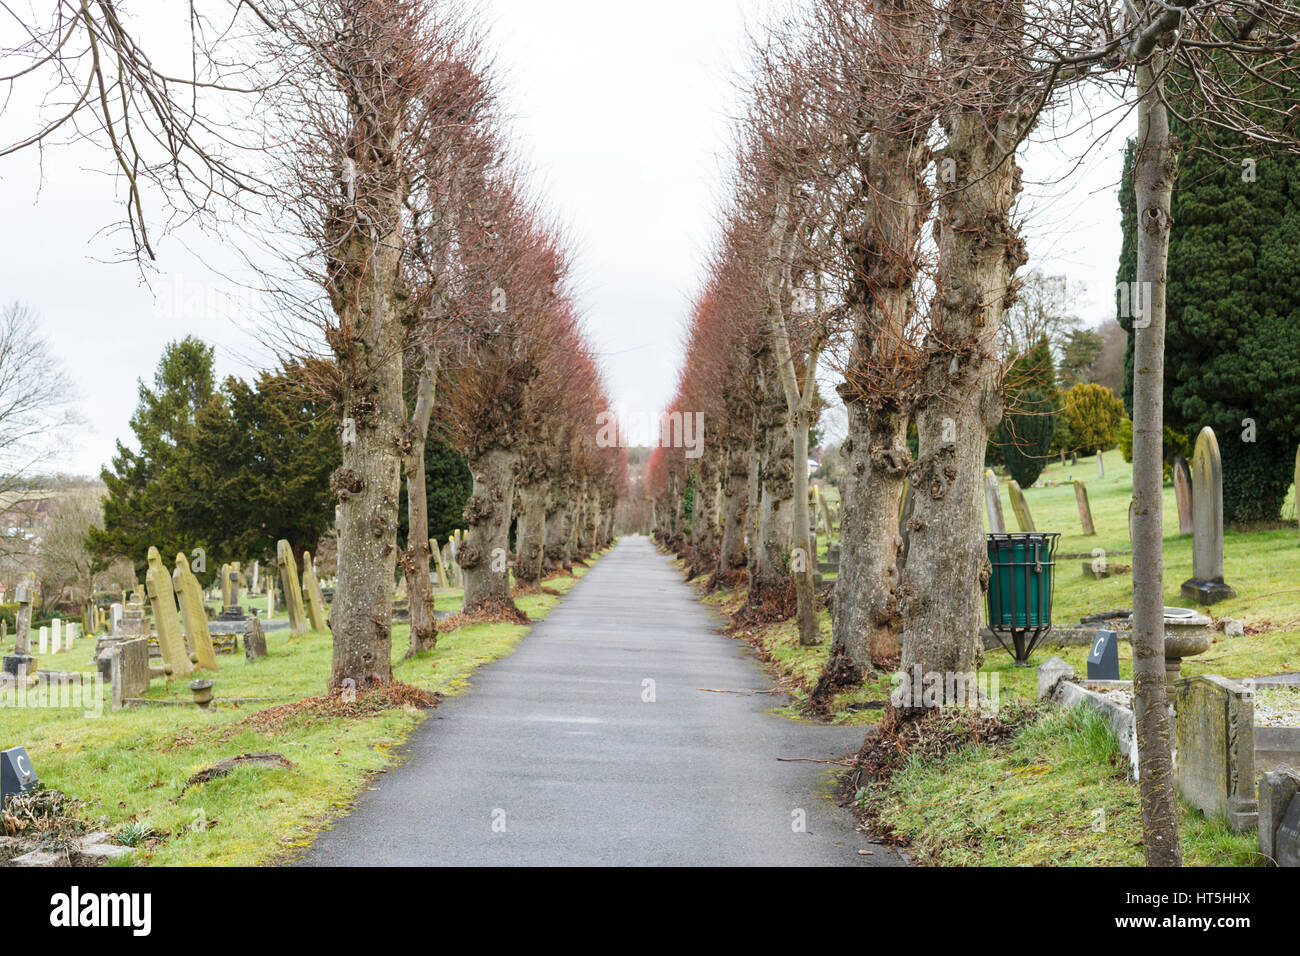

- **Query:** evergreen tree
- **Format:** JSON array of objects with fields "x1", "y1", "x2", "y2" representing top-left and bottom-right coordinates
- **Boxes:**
[
  {"x1": 89, "y1": 337, "x2": 217, "y2": 578},
  {"x1": 1119, "y1": 133, "x2": 1300, "y2": 521}
]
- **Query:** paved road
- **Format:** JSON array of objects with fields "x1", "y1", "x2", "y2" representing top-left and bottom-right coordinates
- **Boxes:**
[{"x1": 297, "y1": 535, "x2": 904, "y2": 866}]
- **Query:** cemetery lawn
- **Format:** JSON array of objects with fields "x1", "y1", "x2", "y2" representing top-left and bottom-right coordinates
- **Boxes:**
[
  {"x1": 866, "y1": 705, "x2": 1261, "y2": 866},
  {"x1": 4, "y1": 562, "x2": 600, "y2": 866}
]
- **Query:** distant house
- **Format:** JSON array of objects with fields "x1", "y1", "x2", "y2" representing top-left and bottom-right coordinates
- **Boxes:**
[{"x1": 0, "y1": 490, "x2": 59, "y2": 541}]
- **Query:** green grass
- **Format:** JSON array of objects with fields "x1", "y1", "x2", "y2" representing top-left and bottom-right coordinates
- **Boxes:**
[
  {"x1": 2, "y1": 559, "x2": 602, "y2": 866},
  {"x1": 869, "y1": 706, "x2": 1263, "y2": 866}
]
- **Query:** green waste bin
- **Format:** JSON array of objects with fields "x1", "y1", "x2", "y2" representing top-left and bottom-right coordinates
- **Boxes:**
[{"x1": 986, "y1": 532, "x2": 1059, "y2": 665}]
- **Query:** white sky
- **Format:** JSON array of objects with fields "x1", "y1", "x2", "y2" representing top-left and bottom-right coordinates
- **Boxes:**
[{"x1": 0, "y1": 0, "x2": 1133, "y2": 476}]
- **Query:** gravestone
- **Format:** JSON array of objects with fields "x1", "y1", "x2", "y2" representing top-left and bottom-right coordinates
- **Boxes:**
[
  {"x1": 1074, "y1": 481, "x2": 1096, "y2": 535},
  {"x1": 1086, "y1": 629, "x2": 1120, "y2": 680},
  {"x1": 218, "y1": 562, "x2": 245, "y2": 621},
  {"x1": 1, "y1": 747, "x2": 39, "y2": 808},
  {"x1": 1037, "y1": 655, "x2": 1074, "y2": 699},
  {"x1": 110, "y1": 602, "x2": 123, "y2": 637},
  {"x1": 302, "y1": 551, "x2": 327, "y2": 632},
  {"x1": 145, "y1": 546, "x2": 193, "y2": 678},
  {"x1": 276, "y1": 540, "x2": 309, "y2": 637},
  {"x1": 51, "y1": 618, "x2": 61, "y2": 648},
  {"x1": 1097, "y1": 452, "x2": 1104, "y2": 478},
  {"x1": 984, "y1": 469, "x2": 1006, "y2": 534},
  {"x1": 1173, "y1": 456, "x2": 1194, "y2": 536},
  {"x1": 1173, "y1": 674, "x2": 1257, "y2": 832},
  {"x1": 1007, "y1": 480, "x2": 1035, "y2": 532},
  {"x1": 173, "y1": 553, "x2": 219, "y2": 671},
  {"x1": 244, "y1": 613, "x2": 267, "y2": 661},
  {"x1": 110, "y1": 638, "x2": 151, "y2": 710},
  {"x1": 38, "y1": 627, "x2": 48, "y2": 654},
  {"x1": 1258, "y1": 765, "x2": 1300, "y2": 866},
  {"x1": 2, "y1": 575, "x2": 34, "y2": 677},
  {"x1": 219, "y1": 563, "x2": 231, "y2": 609},
  {"x1": 1181, "y1": 428, "x2": 1236, "y2": 605},
  {"x1": 267, "y1": 584, "x2": 277, "y2": 619},
  {"x1": 431, "y1": 537, "x2": 451, "y2": 589},
  {"x1": 251, "y1": 559, "x2": 260, "y2": 596}
]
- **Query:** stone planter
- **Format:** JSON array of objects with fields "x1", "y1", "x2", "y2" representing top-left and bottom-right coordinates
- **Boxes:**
[
  {"x1": 1163, "y1": 607, "x2": 1213, "y2": 682},
  {"x1": 188, "y1": 678, "x2": 216, "y2": 709}
]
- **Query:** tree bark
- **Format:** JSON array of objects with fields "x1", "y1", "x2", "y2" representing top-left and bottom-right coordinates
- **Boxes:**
[
  {"x1": 402, "y1": 346, "x2": 440, "y2": 657},
  {"x1": 716, "y1": 430, "x2": 752, "y2": 581},
  {"x1": 752, "y1": 346, "x2": 795, "y2": 603},
  {"x1": 544, "y1": 475, "x2": 573, "y2": 571},
  {"x1": 459, "y1": 446, "x2": 517, "y2": 613},
  {"x1": 513, "y1": 446, "x2": 549, "y2": 585},
  {"x1": 1131, "y1": 50, "x2": 1183, "y2": 867},
  {"x1": 899, "y1": 1, "x2": 1027, "y2": 704}
]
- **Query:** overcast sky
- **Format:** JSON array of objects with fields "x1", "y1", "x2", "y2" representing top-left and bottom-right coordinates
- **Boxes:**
[{"x1": 0, "y1": 0, "x2": 1134, "y2": 477}]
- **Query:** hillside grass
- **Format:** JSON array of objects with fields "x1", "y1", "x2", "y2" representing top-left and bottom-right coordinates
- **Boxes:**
[{"x1": 1, "y1": 558, "x2": 603, "y2": 866}]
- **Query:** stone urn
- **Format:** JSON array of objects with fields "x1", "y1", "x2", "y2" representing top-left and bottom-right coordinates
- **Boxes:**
[
  {"x1": 188, "y1": 678, "x2": 216, "y2": 709},
  {"x1": 1162, "y1": 607, "x2": 1212, "y2": 682}
]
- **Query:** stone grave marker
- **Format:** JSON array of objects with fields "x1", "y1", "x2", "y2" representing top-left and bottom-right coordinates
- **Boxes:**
[
  {"x1": 51, "y1": 618, "x2": 61, "y2": 648},
  {"x1": 1258, "y1": 765, "x2": 1300, "y2": 866},
  {"x1": 1, "y1": 747, "x2": 39, "y2": 808},
  {"x1": 1074, "y1": 480, "x2": 1096, "y2": 535},
  {"x1": 1296, "y1": 445, "x2": 1300, "y2": 545},
  {"x1": 2, "y1": 575, "x2": 34, "y2": 676},
  {"x1": 145, "y1": 546, "x2": 193, "y2": 678},
  {"x1": 173, "y1": 553, "x2": 218, "y2": 671},
  {"x1": 1007, "y1": 480, "x2": 1035, "y2": 532},
  {"x1": 302, "y1": 551, "x2": 327, "y2": 632},
  {"x1": 110, "y1": 602, "x2": 123, "y2": 637},
  {"x1": 1173, "y1": 456, "x2": 1194, "y2": 536},
  {"x1": 251, "y1": 559, "x2": 260, "y2": 595},
  {"x1": 1037, "y1": 655, "x2": 1074, "y2": 699},
  {"x1": 1173, "y1": 674, "x2": 1257, "y2": 832},
  {"x1": 1097, "y1": 452, "x2": 1104, "y2": 478},
  {"x1": 431, "y1": 537, "x2": 451, "y2": 589},
  {"x1": 276, "y1": 539, "x2": 309, "y2": 636},
  {"x1": 244, "y1": 613, "x2": 267, "y2": 661},
  {"x1": 110, "y1": 638, "x2": 151, "y2": 710},
  {"x1": 1086, "y1": 630, "x2": 1120, "y2": 680},
  {"x1": 984, "y1": 469, "x2": 1006, "y2": 534},
  {"x1": 38, "y1": 627, "x2": 48, "y2": 655},
  {"x1": 1181, "y1": 428, "x2": 1236, "y2": 605}
]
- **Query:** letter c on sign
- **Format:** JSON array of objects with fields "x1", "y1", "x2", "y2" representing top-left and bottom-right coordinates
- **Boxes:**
[{"x1": 16, "y1": 754, "x2": 31, "y2": 776}]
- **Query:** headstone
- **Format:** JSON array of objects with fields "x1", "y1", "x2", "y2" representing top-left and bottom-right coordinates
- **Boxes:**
[
  {"x1": 1074, "y1": 481, "x2": 1096, "y2": 535},
  {"x1": 1037, "y1": 655, "x2": 1074, "y2": 699},
  {"x1": 276, "y1": 540, "x2": 309, "y2": 637},
  {"x1": 1181, "y1": 428, "x2": 1236, "y2": 604},
  {"x1": 110, "y1": 638, "x2": 151, "y2": 710},
  {"x1": 1086, "y1": 629, "x2": 1120, "y2": 680},
  {"x1": 1173, "y1": 674, "x2": 1257, "y2": 833},
  {"x1": 1173, "y1": 456, "x2": 1194, "y2": 536},
  {"x1": 38, "y1": 627, "x2": 48, "y2": 654},
  {"x1": 51, "y1": 618, "x2": 62, "y2": 648},
  {"x1": 1007, "y1": 480, "x2": 1035, "y2": 532},
  {"x1": 267, "y1": 584, "x2": 277, "y2": 619},
  {"x1": 219, "y1": 563, "x2": 231, "y2": 609},
  {"x1": 3, "y1": 575, "x2": 35, "y2": 676},
  {"x1": 144, "y1": 546, "x2": 193, "y2": 678},
  {"x1": 1097, "y1": 452, "x2": 1104, "y2": 478},
  {"x1": 1258, "y1": 765, "x2": 1300, "y2": 866},
  {"x1": 431, "y1": 537, "x2": 451, "y2": 589},
  {"x1": 1, "y1": 747, "x2": 39, "y2": 807},
  {"x1": 251, "y1": 559, "x2": 260, "y2": 595},
  {"x1": 984, "y1": 469, "x2": 1006, "y2": 534},
  {"x1": 301, "y1": 551, "x2": 327, "y2": 632},
  {"x1": 174, "y1": 553, "x2": 219, "y2": 671},
  {"x1": 244, "y1": 613, "x2": 267, "y2": 661},
  {"x1": 110, "y1": 602, "x2": 123, "y2": 636}
]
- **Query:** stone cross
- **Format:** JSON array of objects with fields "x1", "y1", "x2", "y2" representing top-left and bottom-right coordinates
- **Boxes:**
[
  {"x1": 1007, "y1": 480, "x2": 1035, "y2": 532},
  {"x1": 1180, "y1": 427, "x2": 1236, "y2": 605},
  {"x1": 301, "y1": 551, "x2": 327, "y2": 632},
  {"x1": 983, "y1": 469, "x2": 1006, "y2": 534},
  {"x1": 1074, "y1": 481, "x2": 1095, "y2": 535},
  {"x1": 1173, "y1": 456, "x2": 1194, "y2": 536},
  {"x1": 144, "y1": 546, "x2": 193, "y2": 678},
  {"x1": 174, "y1": 553, "x2": 219, "y2": 671},
  {"x1": 13, "y1": 575, "x2": 33, "y2": 656},
  {"x1": 276, "y1": 540, "x2": 309, "y2": 637}
]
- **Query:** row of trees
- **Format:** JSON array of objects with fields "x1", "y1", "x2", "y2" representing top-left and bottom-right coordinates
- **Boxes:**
[
  {"x1": 3, "y1": 2, "x2": 625, "y2": 685},
  {"x1": 648, "y1": 0, "x2": 1300, "y2": 867}
]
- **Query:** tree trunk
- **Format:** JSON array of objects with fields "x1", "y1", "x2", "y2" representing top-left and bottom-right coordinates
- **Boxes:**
[
  {"x1": 752, "y1": 352, "x2": 794, "y2": 603},
  {"x1": 688, "y1": 453, "x2": 720, "y2": 575},
  {"x1": 899, "y1": 6, "x2": 1026, "y2": 705},
  {"x1": 1131, "y1": 51, "x2": 1183, "y2": 867},
  {"x1": 716, "y1": 432, "x2": 752, "y2": 580},
  {"x1": 402, "y1": 348, "x2": 439, "y2": 658},
  {"x1": 329, "y1": 240, "x2": 404, "y2": 693},
  {"x1": 459, "y1": 446, "x2": 517, "y2": 613},
  {"x1": 833, "y1": 394, "x2": 908, "y2": 667},
  {"x1": 513, "y1": 448, "x2": 549, "y2": 585},
  {"x1": 544, "y1": 477, "x2": 572, "y2": 571}
]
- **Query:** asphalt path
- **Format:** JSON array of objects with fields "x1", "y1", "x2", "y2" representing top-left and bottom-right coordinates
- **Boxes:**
[{"x1": 297, "y1": 535, "x2": 904, "y2": 866}]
